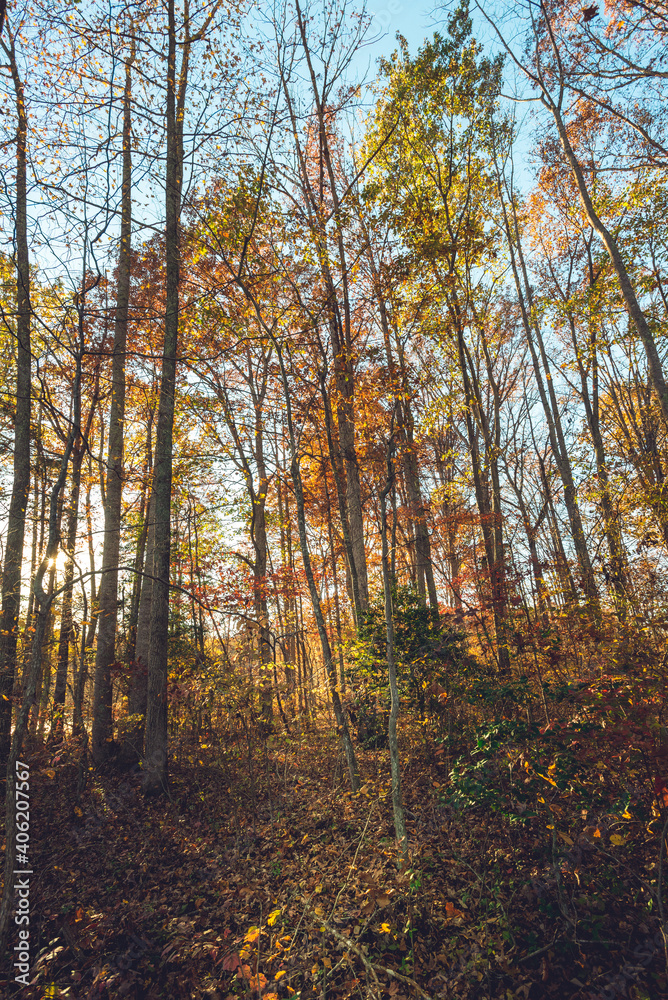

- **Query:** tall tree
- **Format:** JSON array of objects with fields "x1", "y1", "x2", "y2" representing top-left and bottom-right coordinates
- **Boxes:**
[
  {"x1": 91, "y1": 29, "x2": 135, "y2": 763},
  {"x1": 367, "y1": 6, "x2": 513, "y2": 671},
  {"x1": 492, "y1": 155, "x2": 601, "y2": 615},
  {"x1": 476, "y1": 0, "x2": 668, "y2": 425},
  {"x1": 0, "y1": 10, "x2": 32, "y2": 774},
  {"x1": 143, "y1": 0, "x2": 225, "y2": 795}
]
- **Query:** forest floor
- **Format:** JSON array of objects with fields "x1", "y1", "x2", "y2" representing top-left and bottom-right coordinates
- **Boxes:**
[{"x1": 1, "y1": 711, "x2": 667, "y2": 1000}]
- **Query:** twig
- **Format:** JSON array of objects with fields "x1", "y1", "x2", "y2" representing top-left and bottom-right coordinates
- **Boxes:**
[
  {"x1": 329, "y1": 805, "x2": 376, "y2": 920},
  {"x1": 305, "y1": 904, "x2": 433, "y2": 1000},
  {"x1": 518, "y1": 937, "x2": 560, "y2": 964}
]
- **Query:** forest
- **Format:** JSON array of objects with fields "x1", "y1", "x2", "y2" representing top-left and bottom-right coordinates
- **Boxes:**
[{"x1": 0, "y1": 0, "x2": 667, "y2": 996}]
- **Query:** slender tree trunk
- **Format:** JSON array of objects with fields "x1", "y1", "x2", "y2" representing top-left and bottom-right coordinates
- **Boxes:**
[
  {"x1": 319, "y1": 370, "x2": 363, "y2": 627},
  {"x1": 0, "y1": 27, "x2": 31, "y2": 776},
  {"x1": 567, "y1": 314, "x2": 629, "y2": 618},
  {"x1": 254, "y1": 507, "x2": 273, "y2": 723},
  {"x1": 455, "y1": 326, "x2": 511, "y2": 674},
  {"x1": 50, "y1": 449, "x2": 82, "y2": 739},
  {"x1": 604, "y1": 368, "x2": 668, "y2": 550},
  {"x1": 401, "y1": 414, "x2": 438, "y2": 615},
  {"x1": 494, "y1": 160, "x2": 600, "y2": 615},
  {"x1": 434, "y1": 440, "x2": 463, "y2": 615},
  {"x1": 143, "y1": 0, "x2": 185, "y2": 795},
  {"x1": 323, "y1": 470, "x2": 346, "y2": 691},
  {"x1": 291, "y1": 2, "x2": 368, "y2": 614},
  {"x1": 91, "y1": 41, "x2": 134, "y2": 763},
  {"x1": 544, "y1": 93, "x2": 668, "y2": 424},
  {"x1": 121, "y1": 486, "x2": 155, "y2": 763},
  {"x1": 276, "y1": 475, "x2": 296, "y2": 703},
  {"x1": 126, "y1": 414, "x2": 153, "y2": 666},
  {"x1": 85, "y1": 453, "x2": 99, "y2": 642},
  {"x1": 36, "y1": 565, "x2": 55, "y2": 740},
  {"x1": 380, "y1": 435, "x2": 408, "y2": 867},
  {"x1": 71, "y1": 457, "x2": 100, "y2": 736},
  {"x1": 364, "y1": 228, "x2": 439, "y2": 619},
  {"x1": 276, "y1": 342, "x2": 359, "y2": 791},
  {"x1": 51, "y1": 369, "x2": 99, "y2": 739},
  {"x1": 504, "y1": 461, "x2": 551, "y2": 616},
  {"x1": 538, "y1": 455, "x2": 579, "y2": 605},
  {"x1": 335, "y1": 360, "x2": 368, "y2": 614},
  {"x1": 19, "y1": 454, "x2": 41, "y2": 685}
]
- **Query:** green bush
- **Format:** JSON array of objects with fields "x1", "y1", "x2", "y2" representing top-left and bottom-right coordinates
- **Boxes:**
[{"x1": 345, "y1": 585, "x2": 472, "y2": 725}]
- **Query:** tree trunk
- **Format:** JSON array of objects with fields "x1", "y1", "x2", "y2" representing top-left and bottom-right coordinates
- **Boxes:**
[
  {"x1": 0, "y1": 26, "x2": 32, "y2": 775},
  {"x1": 323, "y1": 469, "x2": 346, "y2": 692},
  {"x1": 319, "y1": 371, "x2": 364, "y2": 628},
  {"x1": 0, "y1": 318, "x2": 82, "y2": 952},
  {"x1": 568, "y1": 314, "x2": 629, "y2": 619},
  {"x1": 538, "y1": 456, "x2": 579, "y2": 606},
  {"x1": 91, "y1": 40, "x2": 134, "y2": 764},
  {"x1": 276, "y1": 475, "x2": 296, "y2": 704},
  {"x1": 293, "y1": 1, "x2": 368, "y2": 614},
  {"x1": 363, "y1": 226, "x2": 439, "y2": 619},
  {"x1": 546, "y1": 94, "x2": 668, "y2": 426},
  {"x1": 275, "y1": 341, "x2": 360, "y2": 791},
  {"x1": 380, "y1": 436, "x2": 408, "y2": 867},
  {"x1": 143, "y1": 0, "x2": 185, "y2": 795},
  {"x1": 455, "y1": 324, "x2": 511, "y2": 675},
  {"x1": 122, "y1": 485, "x2": 155, "y2": 764},
  {"x1": 496, "y1": 176, "x2": 600, "y2": 615},
  {"x1": 126, "y1": 413, "x2": 153, "y2": 667},
  {"x1": 50, "y1": 449, "x2": 83, "y2": 739}
]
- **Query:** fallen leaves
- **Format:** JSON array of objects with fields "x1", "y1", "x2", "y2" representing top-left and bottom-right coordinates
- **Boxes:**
[
  {"x1": 444, "y1": 900, "x2": 465, "y2": 920},
  {"x1": 21, "y1": 717, "x2": 666, "y2": 1000}
]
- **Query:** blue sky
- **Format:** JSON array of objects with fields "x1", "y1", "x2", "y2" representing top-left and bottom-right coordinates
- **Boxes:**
[{"x1": 349, "y1": 0, "x2": 443, "y2": 80}]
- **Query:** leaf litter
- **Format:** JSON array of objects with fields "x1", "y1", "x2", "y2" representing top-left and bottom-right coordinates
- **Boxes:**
[{"x1": 3, "y1": 715, "x2": 667, "y2": 999}]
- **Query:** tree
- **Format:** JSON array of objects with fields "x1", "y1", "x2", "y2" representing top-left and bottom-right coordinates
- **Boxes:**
[
  {"x1": 143, "y1": 0, "x2": 228, "y2": 796},
  {"x1": 474, "y1": 0, "x2": 668, "y2": 425},
  {"x1": 0, "y1": 5, "x2": 32, "y2": 775},
  {"x1": 91, "y1": 25, "x2": 135, "y2": 764},
  {"x1": 367, "y1": 4, "x2": 513, "y2": 672},
  {"x1": 379, "y1": 427, "x2": 408, "y2": 866},
  {"x1": 491, "y1": 143, "x2": 601, "y2": 615}
]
